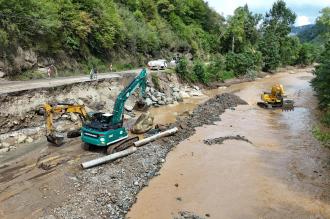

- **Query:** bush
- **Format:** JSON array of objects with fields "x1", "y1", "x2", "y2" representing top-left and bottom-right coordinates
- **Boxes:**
[
  {"x1": 296, "y1": 43, "x2": 319, "y2": 66},
  {"x1": 225, "y1": 50, "x2": 262, "y2": 76},
  {"x1": 151, "y1": 73, "x2": 160, "y2": 90},
  {"x1": 258, "y1": 32, "x2": 281, "y2": 71},
  {"x1": 175, "y1": 57, "x2": 189, "y2": 80},
  {"x1": 321, "y1": 111, "x2": 330, "y2": 127},
  {"x1": 311, "y1": 41, "x2": 330, "y2": 109},
  {"x1": 193, "y1": 61, "x2": 208, "y2": 83},
  {"x1": 312, "y1": 126, "x2": 330, "y2": 147},
  {"x1": 206, "y1": 55, "x2": 226, "y2": 81}
]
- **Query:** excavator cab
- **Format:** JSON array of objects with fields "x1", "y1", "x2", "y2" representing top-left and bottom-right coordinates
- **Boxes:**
[{"x1": 257, "y1": 84, "x2": 294, "y2": 111}]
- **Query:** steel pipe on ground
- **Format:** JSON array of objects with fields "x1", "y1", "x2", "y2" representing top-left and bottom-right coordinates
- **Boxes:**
[
  {"x1": 81, "y1": 147, "x2": 137, "y2": 169},
  {"x1": 80, "y1": 127, "x2": 178, "y2": 169},
  {"x1": 134, "y1": 127, "x2": 178, "y2": 147}
]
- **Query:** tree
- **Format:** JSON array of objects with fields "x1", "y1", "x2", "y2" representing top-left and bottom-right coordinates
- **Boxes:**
[
  {"x1": 258, "y1": 31, "x2": 281, "y2": 71},
  {"x1": 316, "y1": 7, "x2": 330, "y2": 44},
  {"x1": 222, "y1": 5, "x2": 261, "y2": 53},
  {"x1": 259, "y1": 0, "x2": 296, "y2": 71},
  {"x1": 311, "y1": 41, "x2": 330, "y2": 109},
  {"x1": 296, "y1": 43, "x2": 318, "y2": 66},
  {"x1": 280, "y1": 36, "x2": 301, "y2": 65}
]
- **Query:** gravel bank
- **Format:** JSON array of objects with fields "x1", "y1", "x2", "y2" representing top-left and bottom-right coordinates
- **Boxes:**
[{"x1": 49, "y1": 93, "x2": 247, "y2": 219}]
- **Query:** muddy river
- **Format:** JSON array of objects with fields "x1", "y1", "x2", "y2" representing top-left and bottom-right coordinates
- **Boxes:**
[
  {"x1": 0, "y1": 68, "x2": 329, "y2": 218},
  {"x1": 128, "y1": 69, "x2": 330, "y2": 218}
]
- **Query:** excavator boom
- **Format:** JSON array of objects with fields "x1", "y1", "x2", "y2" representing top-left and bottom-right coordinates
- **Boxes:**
[{"x1": 81, "y1": 69, "x2": 148, "y2": 149}]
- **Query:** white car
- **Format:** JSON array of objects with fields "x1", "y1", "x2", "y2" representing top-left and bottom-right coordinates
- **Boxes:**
[{"x1": 147, "y1": 59, "x2": 168, "y2": 70}]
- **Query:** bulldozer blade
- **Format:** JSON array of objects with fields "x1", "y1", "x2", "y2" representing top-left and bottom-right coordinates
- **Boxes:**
[
  {"x1": 282, "y1": 99, "x2": 294, "y2": 111},
  {"x1": 46, "y1": 134, "x2": 65, "y2": 146}
]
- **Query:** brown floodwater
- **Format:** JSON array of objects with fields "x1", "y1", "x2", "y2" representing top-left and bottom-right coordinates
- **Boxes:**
[{"x1": 127, "y1": 69, "x2": 330, "y2": 218}]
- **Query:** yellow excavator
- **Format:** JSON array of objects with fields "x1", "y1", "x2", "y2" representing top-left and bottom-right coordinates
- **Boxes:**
[
  {"x1": 43, "y1": 103, "x2": 90, "y2": 146},
  {"x1": 257, "y1": 84, "x2": 294, "y2": 111}
]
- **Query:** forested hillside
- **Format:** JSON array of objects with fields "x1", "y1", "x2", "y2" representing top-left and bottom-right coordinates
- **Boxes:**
[
  {"x1": 0, "y1": 0, "x2": 327, "y2": 80},
  {"x1": 0, "y1": 0, "x2": 225, "y2": 75}
]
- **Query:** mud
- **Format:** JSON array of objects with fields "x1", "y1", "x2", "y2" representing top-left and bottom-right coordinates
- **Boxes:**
[
  {"x1": 128, "y1": 68, "x2": 330, "y2": 219},
  {"x1": 47, "y1": 93, "x2": 245, "y2": 219},
  {"x1": 203, "y1": 135, "x2": 252, "y2": 145}
]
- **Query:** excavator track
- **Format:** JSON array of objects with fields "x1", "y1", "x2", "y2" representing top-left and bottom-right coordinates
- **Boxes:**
[{"x1": 106, "y1": 136, "x2": 139, "y2": 154}]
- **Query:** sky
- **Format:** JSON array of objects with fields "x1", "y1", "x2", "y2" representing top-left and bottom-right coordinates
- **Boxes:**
[{"x1": 206, "y1": 0, "x2": 330, "y2": 26}]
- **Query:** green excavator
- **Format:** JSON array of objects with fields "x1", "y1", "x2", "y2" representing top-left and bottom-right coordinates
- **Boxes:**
[{"x1": 81, "y1": 69, "x2": 148, "y2": 154}]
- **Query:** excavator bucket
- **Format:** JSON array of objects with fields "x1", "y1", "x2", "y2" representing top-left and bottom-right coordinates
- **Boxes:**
[
  {"x1": 46, "y1": 133, "x2": 65, "y2": 146},
  {"x1": 282, "y1": 99, "x2": 294, "y2": 111},
  {"x1": 134, "y1": 99, "x2": 150, "y2": 112}
]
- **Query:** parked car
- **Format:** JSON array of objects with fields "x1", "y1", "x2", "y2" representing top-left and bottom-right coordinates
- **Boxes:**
[{"x1": 147, "y1": 59, "x2": 168, "y2": 70}]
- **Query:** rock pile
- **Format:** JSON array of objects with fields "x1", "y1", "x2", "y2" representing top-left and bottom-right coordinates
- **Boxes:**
[{"x1": 144, "y1": 83, "x2": 204, "y2": 107}]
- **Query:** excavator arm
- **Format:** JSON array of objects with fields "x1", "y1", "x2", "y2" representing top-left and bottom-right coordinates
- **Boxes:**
[
  {"x1": 43, "y1": 103, "x2": 90, "y2": 146},
  {"x1": 111, "y1": 68, "x2": 147, "y2": 125}
]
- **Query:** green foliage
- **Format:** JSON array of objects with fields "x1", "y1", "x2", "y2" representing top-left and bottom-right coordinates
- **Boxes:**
[
  {"x1": 151, "y1": 73, "x2": 160, "y2": 90},
  {"x1": 193, "y1": 61, "x2": 208, "y2": 84},
  {"x1": 222, "y1": 5, "x2": 261, "y2": 53},
  {"x1": 258, "y1": 32, "x2": 281, "y2": 71},
  {"x1": 296, "y1": 43, "x2": 319, "y2": 66},
  {"x1": 317, "y1": 7, "x2": 330, "y2": 39},
  {"x1": 10, "y1": 70, "x2": 48, "y2": 80},
  {"x1": 175, "y1": 57, "x2": 189, "y2": 80},
  {"x1": 260, "y1": 0, "x2": 297, "y2": 71},
  {"x1": 206, "y1": 55, "x2": 226, "y2": 81},
  {"x1": 263, "y1": 0, "x2": 296, "y2": 38},
  {"x1": 311, "y1": 41, "x2": 330, "y2": 109},
  {"x1": 280, "y1": 36, "x2": 301, "y2": 65},
  {"x1": 312, "y1": 126, "x2": 330, "y2": 147},
  {"x1": 225, "y1": 50, "x2": 262, "y2": 76},
  {"x1": 321, "y1": 111, "x2": 330, "y2": 127}
]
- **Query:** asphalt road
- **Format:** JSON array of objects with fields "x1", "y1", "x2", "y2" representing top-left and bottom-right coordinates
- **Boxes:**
[{"x1": 0, "y1": 69, "x2": 142, "y2": 94}]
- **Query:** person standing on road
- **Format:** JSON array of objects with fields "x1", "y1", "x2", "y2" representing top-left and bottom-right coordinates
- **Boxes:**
[
  {"x1": 47, "y1": 66, "x2": 52, "y2": 78},
  {"x1": 109, "y1": 63, "x2": 113, "y2": 72},
  {"x1": 90, "y1": 65, "x2": 98, "y2": 80}
]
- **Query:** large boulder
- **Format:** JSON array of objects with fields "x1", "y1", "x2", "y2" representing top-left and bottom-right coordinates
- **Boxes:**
[
  {"x1": 0, "y1": 71, "x2": 5, "y2": 78},
  {"x1": 145, "y1": 98, "x2": 153, "y2": 106},
  {"x1": 131, "y1": 112, "x2": 154, "y2": 134}
]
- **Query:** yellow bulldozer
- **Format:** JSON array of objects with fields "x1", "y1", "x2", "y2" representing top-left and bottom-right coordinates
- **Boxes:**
[
  {"x1": 257, "y1": 84, "x2": 294, "y2": 111},
  {"x1": 43, "y1": 103, "x2": 90, "y2": 146}
]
